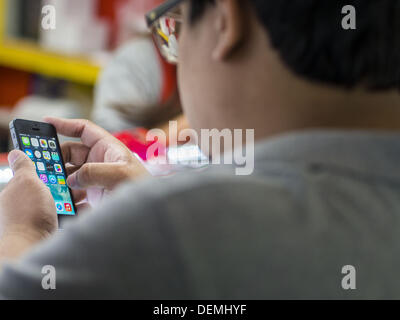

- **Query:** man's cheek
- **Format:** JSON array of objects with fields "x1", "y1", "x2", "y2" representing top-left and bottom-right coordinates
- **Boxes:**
[{"x1": 177, "y1": 35, "x2": 191, "y2": 97}]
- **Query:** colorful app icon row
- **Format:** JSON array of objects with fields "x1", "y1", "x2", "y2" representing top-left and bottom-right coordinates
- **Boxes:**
[
  {"x1": 22, "y1": 136, "x2": 57, "y2": 149},
  {"x1": 25, "y1": 149, "x2": 59, "y2": 161},
  {"x1": 55, "y1": 202, "x2": 73, "y2": 213},
  {"x1": 39, "y1": 174, "x2": 66, "y2": 185},
  {"x1": 35, "y1": 162, "x2": 63, "y2": 173}
]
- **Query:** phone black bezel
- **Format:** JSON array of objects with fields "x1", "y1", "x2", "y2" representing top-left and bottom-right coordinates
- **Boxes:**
[{"x1": 10, "y1": 119, "x2": 78, "y2": 228}]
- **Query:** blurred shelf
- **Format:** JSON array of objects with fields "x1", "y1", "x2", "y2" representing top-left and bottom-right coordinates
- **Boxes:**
[
  {"x1": 0, "y1": 39, "x2": 102, "y2": 85},
  {"x1": 0, "y1": 0, "x2": 4, "y2": 43}
]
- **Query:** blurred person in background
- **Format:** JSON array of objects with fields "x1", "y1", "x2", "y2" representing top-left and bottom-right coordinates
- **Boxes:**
[
  {"x1": 92, "y1": 0, "x2": 183, "y2": 133},
  {"x1": 1, "y1": 0, "x2": 400, "y2": 300}
]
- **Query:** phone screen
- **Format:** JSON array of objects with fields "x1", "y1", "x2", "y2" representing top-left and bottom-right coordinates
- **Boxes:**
[{"x1": 18, "y1": 133, "x2": 76, "y2": 216}]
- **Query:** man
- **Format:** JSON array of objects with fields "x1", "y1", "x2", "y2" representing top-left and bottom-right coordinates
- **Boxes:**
[{"x1": 1, "y1": 0, "x2": 400, "y2": 299}]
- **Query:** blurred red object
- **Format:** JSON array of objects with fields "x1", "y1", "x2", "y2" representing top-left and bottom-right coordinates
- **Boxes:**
[
  {"x1": 98, "y1": 0, "x2": 165, "y2": 49},
  {"x1": 0, "y1": 153, "x2": 8, "y2": 165},
  {"x1": 97, "y1": 0, "x2": 121, "y2": 48},
  {"x1": 114, "y1": 128, "x2": 166, "y2": 161},
  {"x1": 0, "y1": 67, "x2": 31, "y2": 108}
]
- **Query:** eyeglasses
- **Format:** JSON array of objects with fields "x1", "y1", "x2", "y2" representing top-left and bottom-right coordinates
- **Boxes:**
[{"x1": 146, "y1": 0, "x2": 186, "y2": 64}]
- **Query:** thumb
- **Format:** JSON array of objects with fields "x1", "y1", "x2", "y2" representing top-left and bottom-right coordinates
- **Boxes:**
[
  {"x1": 67, "y1": 162, "x2": 133, "y2": 190},
  {"x1": 8, "y1": 150, "x2": 36, "y2": 176}
]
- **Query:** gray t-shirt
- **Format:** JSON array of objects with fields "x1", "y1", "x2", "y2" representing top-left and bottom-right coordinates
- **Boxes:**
[{"x1": 1, "y1": 130, "x2": 400, "y2": 299}]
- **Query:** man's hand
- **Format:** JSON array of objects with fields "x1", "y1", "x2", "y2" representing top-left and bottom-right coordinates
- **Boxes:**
[
  {"x1": 45, "y1": 117, "x2": 148, "y2": 207},
  {"x1": 0, "y1": 150, "x2": 57, "y2": 261}
]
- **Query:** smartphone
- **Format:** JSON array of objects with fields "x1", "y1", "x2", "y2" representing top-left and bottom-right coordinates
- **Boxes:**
[{"x1": 9, "y1": 119, "x2": 77, "y2": 226}]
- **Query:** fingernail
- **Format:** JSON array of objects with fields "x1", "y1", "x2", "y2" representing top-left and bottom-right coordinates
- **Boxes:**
[
  {"x1": 67, "y1": 174, "x2": 77, "y2": 188},
  {"x1": 8, "y1": 150, "x2": 21, "y2": 167}
]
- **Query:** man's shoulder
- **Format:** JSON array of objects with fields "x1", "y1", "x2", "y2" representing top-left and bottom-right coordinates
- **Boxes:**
[{"x1": 110, "y1": 166, "x2": 298, "y2": 221}]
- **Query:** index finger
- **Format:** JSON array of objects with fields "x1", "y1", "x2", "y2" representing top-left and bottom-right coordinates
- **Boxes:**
[
  {"x1": 44, "y1": 117, "x2": 110, "y2": 148},
  {"x1": 61, "y1": 141, "x2": 90, "y2": 166}
]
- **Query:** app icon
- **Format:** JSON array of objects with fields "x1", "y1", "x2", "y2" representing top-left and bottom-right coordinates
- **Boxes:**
[
  {"x1": 36, "y1": 162, "x2": 45, "y2": 171},
  {"x1": 40, "y1": 139, "x2": 48, "y2": 148},
  {"x1": 49, "y1": 140, "x2": 57, "y2": 149},
  {"x1": 55, "y1": 202, "x2": 64, "y2": 212},
  {"x1": 31, "y1": 138, "x2": 39, "y2": 147},
  {"x1": 49, "y1": 175, "x2": 57, "y2": 184},
  {"x1": 39, "y1": 174, "x2": 48, "y2": 184},
  {"x1": 54, "y1": 164, "x2": 62, "y2": 173},
  {"x1": 64, "y1": 203, "x2": 72, "y2": 212},
  {"x1": 22, "y1": 137, "x2": 30, "y2": 146},
  {"x1": 24, "y1": 149, "x2": 34, "y2": 159},
  {"x1": 51, "y1": 152, "x2": 60, "y2": 161},
  {"x1": 34, "y1": 150, "x2": 42, "y2": 159},
  {"x1": 46, "y1": 163, "x2": 54, "y2": 172},
  {"x1": 57, "y1": 176, "x2": 66, "y2": 185},
  {"x1": 43, "y1": 151, "x2": 51, "y2": 160}
]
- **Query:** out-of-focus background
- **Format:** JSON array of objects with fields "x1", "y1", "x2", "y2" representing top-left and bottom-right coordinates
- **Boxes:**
[{"x1": 0, "y1": 0, "x2": 117, "y2": 132}]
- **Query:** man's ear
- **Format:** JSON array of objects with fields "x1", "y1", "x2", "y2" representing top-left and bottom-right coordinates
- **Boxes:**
[{"x1": 212, "y1": 0, "x2": 244, "y2": 61}]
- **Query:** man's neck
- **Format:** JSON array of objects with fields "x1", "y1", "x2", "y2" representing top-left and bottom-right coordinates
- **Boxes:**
[{"x1": 252, "y1": 87, "x2": 400, "y2": 141}]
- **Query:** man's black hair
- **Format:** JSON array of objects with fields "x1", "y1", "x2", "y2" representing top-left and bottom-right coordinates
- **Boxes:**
[{"x1": 190, "y1": 0, "x2": 400, "y2": 90}]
